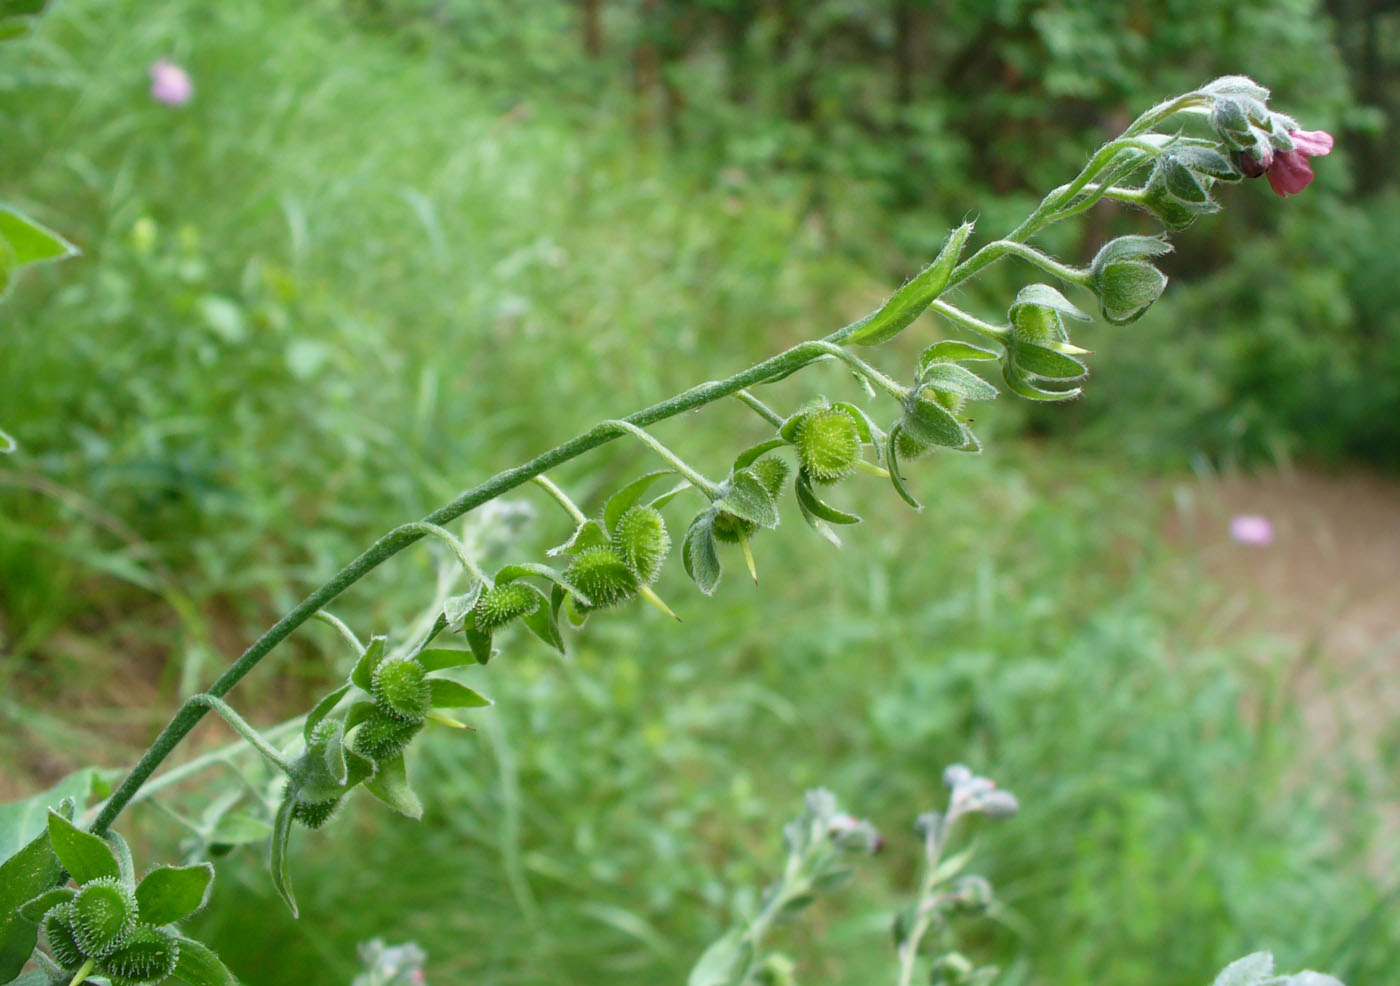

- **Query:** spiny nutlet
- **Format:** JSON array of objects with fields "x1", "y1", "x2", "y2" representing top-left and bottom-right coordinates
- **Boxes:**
[
  {"x1": 71, "y1": 876, "x2": 138, "y2": 958},
  {"x1": 371, "y1": 657, "x2": 431, "y2": 723},
  {"x1": 895, "y1": 428, "x2": 935, "y2": 462},
  {"x1": 307, "y1": 715, "x2": 341, "y2": 750},
  {"x1": 564, "y1": 545, "x2": 640, "y2": 608},
  {"x1": 796, "y1": 407, "x2": 862, "y2": 484},
  {"x1": 351, "y1": 709, "x2": 424, "y2": 761},
  {"x1": 711, "y1": 511, "x2": 757, "y2": 544},
  {"x1": 472, "y1": 582, "x2": 537, "y2": 633},
  {"x1": 43, "y1": 903, "x2": 87, "y2": 970},
  {"x1": 102, "y1": 924, "x2": 180, "y2": 986},
  {"x1": 611, "y1": 505, "x2": 671, "y2": 584},
  {"x1": 750, "y1": 455, "x2": 791, "y2": 499},
  {"x1": 291, "y1": 795, "x2": 343, "y2": 830}
]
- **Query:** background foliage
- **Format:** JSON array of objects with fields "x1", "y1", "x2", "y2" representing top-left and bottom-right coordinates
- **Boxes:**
[{"x1": 2, "y1": 1, "x2": 1396, "y2": 984}]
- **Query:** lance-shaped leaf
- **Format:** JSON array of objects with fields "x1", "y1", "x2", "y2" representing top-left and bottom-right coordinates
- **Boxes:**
[
  {"x1": 682, "y1": 513, "x2": 722, "y2": 595},
  {"x1": 363, "y1": 752, "x2": 422, "y2": 820},
  {"x1": 350, "y1": 636, "x2": 387, "y2": 692},
  {"x1": 732, "y1": 438, "x2": 787, "y2": 473},
  {"x1": 918, "y1": 363, "x2": 999, "y2": 402},
  {"x1": 1160, "y1": 155, "x2": 1209, "y2": 203},
  {"x1": 0, "y1": 205, "x2": 78, "y2": 298},
  {"x1": 901, "y1": 393, "x2": 966, "y2": 449},
  {"x1": 687, "y1": 927, "x2": 753, "y2": 986},
  {"x1": 884, "y1": 427, "x2": 922, "y2": 511},
  {"x1": 917, "y1": 340, "x2": 999, "y2": 376},
  {"x1": 846, "y1": 221, "x2": 974, "y2": 346},
  {"x1": 1007, "y1": 342, "x2": 1086, "y2": 381},
  {"x1": 135, "y1": 863, "x2": 214, "y2": 926},
  {"x1": 208, "y1": 812, "x2": 273, "y2": 850},
  {"x1": 1211, "y1": 953, "x2": 1274, "y2": 986},
  {"x1": 428, "y1": 678, "x2": 491, "y2": 710},
  {"x1": 415, "y1": 648, "x2": 477, "y2": 672},
  {"x1": 269, "y1": 795, "x2": 298, "y2": 917},
  {"x1": 1002, "y1": 361, "x2": 1081, "y2": 402},
  {"x1": 715, "y1": 471, "x2": 778, "y2": 529},
  {"x1": 47, "y1": 809, "x2": 119, "y2": 883},
  {"x1": 795, "y1": 471, "x2": 861, "y2": 526},
  {"x1": 106, "y1": 829, "x2": 136, "y2": 886},
  {"x1": 173, "y1": 936, "x2": 243, "y2": 986},
  {"x1": 1008, "y1": 283, "x2": 1090, "y2": 344},
  {"x1": 603, "y1": 471, "x2": 673, "y2": 533}
]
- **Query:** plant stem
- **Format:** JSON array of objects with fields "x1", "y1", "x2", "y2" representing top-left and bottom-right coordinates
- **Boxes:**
[
  {"x1": 602, "y1": 419, "x2": 722, "y2": 496},
  {"x1": 311, "y1": 610, "x2": 366, "y2": 656},
  {"x1": 895, "y1": 814, "x2": 959, "y2": 986},
  {"x1": 734, "y1": 389, "x2": 786, "y2": 428},
  {"x1": 91, "y1": 94, "x2": 1211, "y2": 836},
  {"x1": 67, "y1": 958, "x2": 95, "y2": 986},
  {"x1": 531, "y1": 475, "x2": 589, "y2": 525},
  {"x1": 189, "y1": 695, "x2": 298, "y2": 775},
  {"x1": 399, "y1": 522, "x2": 491, "y2": 585}
]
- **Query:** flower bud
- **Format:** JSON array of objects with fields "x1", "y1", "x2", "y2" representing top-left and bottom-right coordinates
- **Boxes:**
[
  {"x1": 978, "y1": 789, "x2": 1020, "y2": 819},
  {"x1": 71, "y1": 876, "x2": 138, "y2": 957},
  {"x1": 942, "y1": 763, "x2": 972, "y2": 788},
  {"x1": 43, "y1": 903, "x2": 87, "y2": 970},
  {"x1": 372, "y1": 658, "x2": 431, "y2": 723},
  {"x1": 1089, "y1": 236, "x2": 1171, "y2": 324},
  {"x1": 103, "y1": 924, "x2": 180, "y2": 986},
  {"x1": 796, "y1": 407, "x2": 862, "y2": 484},
  {"x1": 611, "y1": 505, "x2": 671, "y2": 583},
  {"x1": 564, "y1": 545, "x2": 640, "y2": 608},
  {"x1": 472, "y1": 582, "x2": 538, "y2": 633},
  {"x1": 352, "y1": 709, "x2": 423, "y2": 761},
  {"x1": 291, "y1": 795, "x2": 343, "y2": 830}
]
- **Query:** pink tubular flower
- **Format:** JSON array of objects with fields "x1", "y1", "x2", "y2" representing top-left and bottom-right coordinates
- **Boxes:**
[
  {"x1": 1240, "y1": 130, "x2": 1333, "y2": 197},
  {"x1": 1229, "y1": 514, "x2": 1275, "y2": 546},
  {"x1": 149, "y1": 59, "x2": 193, "y2": 107}
]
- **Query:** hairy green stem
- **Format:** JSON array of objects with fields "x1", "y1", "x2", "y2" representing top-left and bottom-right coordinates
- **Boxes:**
[
  {"x1": 90, "y1": 93, "x2": 1210, "y2": 835},
  {"x1": 399, "y1": 522, "x2": 491, "y2": 585},
  {"x1": 734, "y1": 389, "x2": 786, "y2": 428},
  {"x1": 189, "y1": 695, "x2": 298, "y2": 775},
  {"x1": 311, "y1": 610, "x2": 366, "y2": 656},
  {"x1": 531, "y1": 475, "x2": 589, "y2": 525}
]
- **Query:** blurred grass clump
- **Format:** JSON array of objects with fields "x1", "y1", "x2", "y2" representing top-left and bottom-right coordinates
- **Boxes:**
[{"x1": 1, "y1": 1, "x2": 1396, "y2": 985}]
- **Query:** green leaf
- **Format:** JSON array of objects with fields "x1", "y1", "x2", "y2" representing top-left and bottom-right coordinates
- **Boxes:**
[
  {"x1": 847, "y1": 221, "x2": 973, "y2": 345},
  {"x1": 135, "y1": 864, "x2": 214, "y2": 926},
  {"x1": 17, "y1": 886, "x2": 72, "y2": 922},
  {"x1": 0, "y1": 812, "x2": 69, "y2": 981},
  {"x1": 428, "y1": 678, "x2": 491, "y2": 709},
  {"x1": 46, "y1": 809, "x2": 118, "y2": 884},
  {"x1": 207, "y1": 813, "x2": 272, "y2": 848},
  {"x1": 681, "y1": 514, "x2": 722, "y2": 595},
  {"x1": 918, "y1": 341, "x2": 1000, "y2": 373},
  {"x1": 901, "y1": 394, "x2": 966, "y2": 448},
  {"x1": 731, "y1": 438, "x2": 787, "y2": 473},
  {"x1": 545, "y1": 519, "x2": 608, "y2": 558},
  {"x1": 303, "y1": 683, "x2": 351, "y2": 744},
  {"x1": 715, "y1": 472, "x2": 778, "y2": 529},
  {"x1": 0, "y1": 769, "x2": 109, "y2": 862},
  {"x1": 1008, "y1": 283, "x2": 1090, "y2": 326},
  {"x1": 794, "y1": 471, "x2": 860, "y2": 525},
  {"x1": 415, "y1": 648, "x2": 476, "y2": 672},
  {"x1": 885, "y1": 428, "x2": 922, "y2": 511},
  {"x1": 493, "y1": 562, "x2": 588, "y2": 607},
  {"x1": 172, "y1": 936, "x2": 243, "y2": 986},
  {"x1": 363, "y1": 752, "x2": 422, "y2": 820},
  {"x1": 464, "y1": 622, "x2": 493, "y2": 664},
  {"x1": 1002, "y1": 362, "x2": 1081, "y2": 402},
  {"x1": 603, "y1": 471, "x2": 673, "y2": 533},
  {"x1": 269, "y1": 795, "x2": 298, "y2": 917},
  {"x1": 1212, "y1": 953, "x2": 1275, "y2": 986},
  {"x1": 349, "y1": 636, "x2": 386, "y2": 692},
  {"x1": 687, "y1": 927, "x2": 752, "y2": 986},
  {"x1": 1161, "y1": 156, "x2": 1209, "y2": 203},
  {"x1": 0, "y1": 206, "x2": 78, "y2": 268},
  {"x1": 1009, "y1": 343, "x2": 1087, "y2": 381},
  {"x1": 919, "y1": 363, "x2": 999, "y2": 402},
  {"x1": 0, "y1": 425, "x2": 14, "y2": 454},
  {"x1": 518, "y1": 585, "x2": 565, "y2": 654}
]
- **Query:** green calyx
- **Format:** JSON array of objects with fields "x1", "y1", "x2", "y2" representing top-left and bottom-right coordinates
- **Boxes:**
[
  {"x1": 71, "y1": 876, "x2": 138, "y2": 957},
  {"x1": 291, "y1": 795, "x2": 343, "y2": 829},
  {"x1": 796, "y1": 407, "x2": 862, "y2": 484},
  {"x1": 611, "y1": 505, "x2": 671, "y2": 583},
  {"x1": 472, "y1": 582, "x2": 538, "y2": 633},
  {"x1": 372, "y1": 657, "x2": 431, "y2": 723},
  {"x1": 351, "y1": 709, "x2": 423, "y2": 761},
  {"x1": 44, "y1": 902, "x2": 87, "y2": 970},
  {"x1": 103, "y1": 924, "x2": 180, "y2": 986},
  {"x1": 564, "y1": 545, "x2": 640, "y2": 609},
  {"x1": 711, "y1": 510, "x2": 758, "y2": 544}
]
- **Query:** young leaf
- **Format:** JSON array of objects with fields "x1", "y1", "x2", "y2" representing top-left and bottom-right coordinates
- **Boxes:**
[
  {"x1": 846, "y1": 221, "x2": 974, "y2": 346},
  {"x1": 919, "y1": 363, "x2": 999, "y2": 401},
  {"x1": 1002, "y1": 362, "x2": 1081, "y2": 402},
  {"x1": 687, "y1": 927, "x2": 752, "y2": 986},
  {"x1": 917, "y1": 340, "x2": 1000, "y2": 375},
  {"x1": 135, "y1": 863, "x2": 214, "y2": 926},
  {"x1": 545, "y1": 519, "x2": 608, "y2": 558},
  {"x1": 207, "y1": 813, "x2": 273, "y2": 849},
  {"x1": 1008, "y1": 343, "x2": 1086, "y2": 381},
  {"x1": 363, "y1": 752, "x2": 422, "y2": 820},
  {"x1": 427, "y1": 678, "x2": 491, "y2": 709},
  {"x1": 682, "y1": 514, "x2": 722, "y2": 595},
  {"x1": 173, "y1": 935, "x2": 243, "y2": 986},
  {"x1": 1212, "y1": 953, "x2": 1275, "y2": 986},
  {"x1": 46, "y1": 809, "x2": 119, "y2": 883},
  {"x1": 350, "y1": 636, "x2": 387, "y2": 692},
  {"x1": 794, "y1": 471, "x2": 861, "y2": 525},
  {"x1": 603, "y1": 471, "x2": 673, "y2": 533},
  {"x1": 715, "y1": 472, "x2": 778, "y2": 529},
  {"x1": 269, "y1": 795, "x2": 298, "y2": 917},
  {"x1": 0, "y1": 205, "x2": 78, "y2": 268},
  {"x1": 492, "y1": 562, "x2": 586, "y2": 604},
  {"x1": 106, "y1": 829, "x2": 136, "y2": 886},
  {"x1": 901, "y1": 394, "x2": 966, "y2": 448},
  {"x1": 731, "y1": 438, "x2": 787, "y2": 473},
  {"x1": 17, "y1": 886, "x2": 73, "y2": 922},
  {"x1": 303, "y1": 683, "x2": 351, "y2": 744},
  {"x1": 415, "y1": 648, "x2": 476, "y2": 672}
]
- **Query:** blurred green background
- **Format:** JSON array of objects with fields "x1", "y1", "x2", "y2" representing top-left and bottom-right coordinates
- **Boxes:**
[{"x1": 2, "y1": 0, "x2": 1397, "y2": 984}]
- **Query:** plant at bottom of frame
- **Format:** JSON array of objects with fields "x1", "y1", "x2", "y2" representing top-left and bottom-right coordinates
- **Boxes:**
[{"x1": 3, "y1": 805, "x2": 236, "y2": 986}]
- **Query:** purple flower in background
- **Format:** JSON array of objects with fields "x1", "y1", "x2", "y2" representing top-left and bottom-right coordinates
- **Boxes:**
[
  {"x1": 1239, "y1": 130, "x2": 1334, "y2": 197},
  {"x1": 149, "y1": 59, "x2": 193, "y2": 107},
  {"x1": 1230, "y1": 514, "x2": 1275, "y2": 546}
]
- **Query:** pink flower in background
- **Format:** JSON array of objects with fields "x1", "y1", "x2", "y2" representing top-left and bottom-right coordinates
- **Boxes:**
[
  {"x1": 149, "y1": 59, "x2": 193, "y2": 107},
  {"x1": 1238, "y1": 129, "x2": 1334, "y2": 197},
  {"x1": 1230, "y1": 514, "x2": 1275, "y2": 546}
]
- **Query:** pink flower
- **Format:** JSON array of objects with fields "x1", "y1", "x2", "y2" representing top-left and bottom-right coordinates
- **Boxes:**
[
  {"x1": 1239, "y1": 130, "x2": 1333, "y2": 197},
  {"x1": 149, "y1": 59, "x2": 193, "y2": 107},
  {"x1": 1229, "y1": 514, "x2": 1274, "y2": 546}
]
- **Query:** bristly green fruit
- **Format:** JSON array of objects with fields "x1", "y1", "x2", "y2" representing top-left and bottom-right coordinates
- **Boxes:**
[
  {"x1": 102, "y1": 924, "x2": 179, "y2": 986},
  {"x1": 796, "y1": 407, "x2": 862, "y2": 484},
  {"x1": 711, "y1": 510, "x2": 757, "y2": 544},
  {"x1": 371, "y1": 657, "x2": 431, "y2": 723},
  {"x1": 43, "y1": 903, "x2": 87, "y2": 970},
  {"x1": 750, "y1": 455, "x2": 791, "y2": 499},
  {"x1": 71, "y1": 876, "x2": 138, "y2": 957},
  {"x1": 351, "y1": 709, "x2": 423, "y2": 761},
  {"x1": 611, "y1": 505, "x2": 671, "y2": 583},
  {"x1": 564, "y1": 545, "x2": 640, "y2": 608},
  {"x1": 895, "y1": 429, "x2": 935, "y2": 461},
  {"x1": 290, "y1": 796, "x2": 343, "y2": 830},
  {"x1": 472, "y1": 582, "x2": 537, "y2": 633}
]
